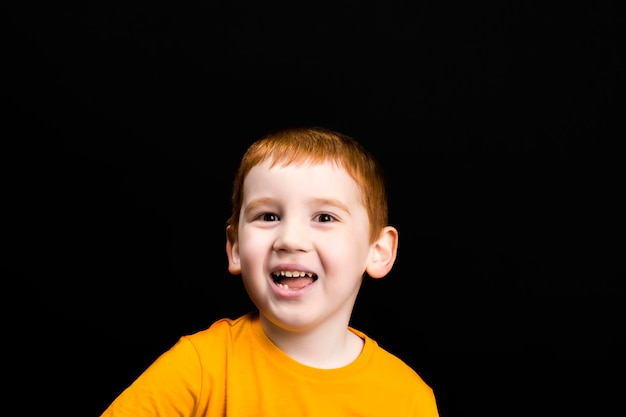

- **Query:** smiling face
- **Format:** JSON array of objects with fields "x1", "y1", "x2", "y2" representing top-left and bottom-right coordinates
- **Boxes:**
[{"x1": 226, "y1": 159, "x2": 388, "y2": 335}]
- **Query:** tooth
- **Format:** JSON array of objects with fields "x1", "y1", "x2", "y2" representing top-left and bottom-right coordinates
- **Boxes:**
[{"x1": 274, "y1": 271, "x2": 315, "y2": 279}]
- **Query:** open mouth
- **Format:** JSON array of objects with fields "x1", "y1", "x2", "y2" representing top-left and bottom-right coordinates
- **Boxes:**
[{"x1": 271, "y1": 271, "x2": 318, "y2": 290}]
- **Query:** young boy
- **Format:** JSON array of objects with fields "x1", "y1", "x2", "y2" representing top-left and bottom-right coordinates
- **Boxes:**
[{"x1": 100, "y1": 126, "x2": 439, "y2": 416}]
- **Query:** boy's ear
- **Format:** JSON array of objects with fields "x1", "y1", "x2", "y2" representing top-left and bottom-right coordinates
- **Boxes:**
[
  {"x1": 226, "y1": 225, "x2": 241, "y2": 275},
  {"x1": 366, "y1": 226, "x2": 399, "y2": 279}
]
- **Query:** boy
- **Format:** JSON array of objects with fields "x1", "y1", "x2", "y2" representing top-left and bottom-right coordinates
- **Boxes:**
[{"x1": 100, "y1": 126, "x2": 439, "y2": 416}]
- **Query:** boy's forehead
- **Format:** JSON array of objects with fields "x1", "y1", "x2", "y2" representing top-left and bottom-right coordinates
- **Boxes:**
[
  {"x1": 243, "y1": 159, "x2": 360, "y2": 195},
  {"x1": 241, "y1": 161, "x2": 369, "y2": 217}
]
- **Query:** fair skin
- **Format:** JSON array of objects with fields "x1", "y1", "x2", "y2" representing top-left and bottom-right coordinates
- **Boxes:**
[{"x1": 226, "y1": 160, "x2": 398, "y2": 369}]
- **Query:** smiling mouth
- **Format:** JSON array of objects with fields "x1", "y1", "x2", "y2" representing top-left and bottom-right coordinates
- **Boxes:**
[{"x1": 272, "y1": 271, "x2": 318, "y2": 290}]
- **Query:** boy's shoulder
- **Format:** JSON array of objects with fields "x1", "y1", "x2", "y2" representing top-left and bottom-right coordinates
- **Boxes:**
[{"x1": 185, "y1": 312, "x2": 253, "y2": 343}]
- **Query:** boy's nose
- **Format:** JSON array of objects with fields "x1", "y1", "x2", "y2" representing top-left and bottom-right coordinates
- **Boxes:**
[{"x1": 272, "y1": 220, "x2": 311, "y2": 252}]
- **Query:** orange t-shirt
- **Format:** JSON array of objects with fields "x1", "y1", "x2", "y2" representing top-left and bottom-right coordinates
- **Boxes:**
[{"x1": 101, "y1": 312, "x2": 439, "y2": 416}]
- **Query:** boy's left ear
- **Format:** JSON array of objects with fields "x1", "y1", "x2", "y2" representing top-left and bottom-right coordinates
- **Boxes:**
[{"x1": 366, "y1": 226, "x2": 399, "y2": 279}]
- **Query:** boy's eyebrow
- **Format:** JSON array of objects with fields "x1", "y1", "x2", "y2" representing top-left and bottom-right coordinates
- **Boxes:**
[
  {"x1": 243, "y1": 197, "x2": 274, "y2": 213},
  {"x1": 244, "y1": 197, "x2": 351, "y2": 213},
  {"x1": 312, "y1": 198, "x2": 351, "y2": 213}
]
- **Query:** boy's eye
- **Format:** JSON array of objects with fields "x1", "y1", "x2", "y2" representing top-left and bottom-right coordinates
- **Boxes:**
[
  {"x1": 315, "y1": 213, "x2": 335, "y2": 223},
  {"x1": 260, "y1": 213, "x2": 279, "y2": 222}
]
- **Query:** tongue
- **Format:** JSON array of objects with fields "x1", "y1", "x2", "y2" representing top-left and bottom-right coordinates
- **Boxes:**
[{"x1": 279, "y1": 276, "x2": 313, "y2": 289}]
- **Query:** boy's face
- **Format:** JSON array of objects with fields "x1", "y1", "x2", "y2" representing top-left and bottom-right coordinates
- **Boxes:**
[{"x1": 226, "y1": 159, "x2": 379, "y2": 333}]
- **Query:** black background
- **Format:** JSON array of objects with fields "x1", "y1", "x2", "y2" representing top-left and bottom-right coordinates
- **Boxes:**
[{"x1": 3, "y1": 2, "x2": 624, "y2": 416}]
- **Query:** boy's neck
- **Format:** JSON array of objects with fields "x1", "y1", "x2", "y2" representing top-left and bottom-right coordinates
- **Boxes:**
[{"x1": 259, "y1": 314, "x2": 364, "y2": 369}]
